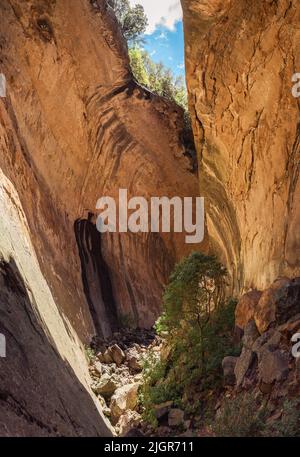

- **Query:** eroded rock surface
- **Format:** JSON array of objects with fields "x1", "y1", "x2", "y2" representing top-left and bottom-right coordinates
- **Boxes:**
[
  {"x1": 1, "y1": 0, "x2": 203, "y2": 340},
  {"x1": 182, "y1": 0, "x2": 300, "y2": 293},
  {"x1": 0, "y1": 0, "x2": 202, "y2": 436}
]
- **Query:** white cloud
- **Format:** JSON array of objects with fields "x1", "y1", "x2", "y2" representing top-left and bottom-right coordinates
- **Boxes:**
[
  {"x1": 155, "y1": 32, "x2": 168, "y2": 40},
  {"x1": 130, "y1": 0, "x2": 182, "y2": 35}
]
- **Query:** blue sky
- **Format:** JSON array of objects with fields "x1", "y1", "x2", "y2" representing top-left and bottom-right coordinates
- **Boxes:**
[
  {"x1": 129, "y1": 1, "x2": 185, "y2": 78},
  {"x1": 143, "y1": 22, "x2": 185, "y2": 78}
]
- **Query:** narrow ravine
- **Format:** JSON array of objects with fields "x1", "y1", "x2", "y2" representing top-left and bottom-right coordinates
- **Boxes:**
[{"x1": 0, "y1": 0, "x2": 300, "y2": 439}]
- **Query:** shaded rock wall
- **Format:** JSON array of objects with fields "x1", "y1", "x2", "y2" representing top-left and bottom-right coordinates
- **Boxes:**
[
  {"x1": 182, "y1": 0, "x2": 300, "y2": 293},
  {"x1": 0, "y1": 259, "x2": 112, "y2": 437},
  {"x1": 0, "y1": 169, "x2": 112, "y2": 436},
  {"x1": 74, "y1": 216, "x2": 118, "y2": 339}
]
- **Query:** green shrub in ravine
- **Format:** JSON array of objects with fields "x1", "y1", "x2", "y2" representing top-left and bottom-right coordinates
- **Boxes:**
[
  {"x1": 139, "y1": 353, "x2": 180, "y2": 427},
  {"x1": 158, "y1": 252, "x2": 228, "y2": 337},
  {"x1": 156, "y1": 253, "x2": 237, "y2": 383},
  {"x1": 141, "y1": 253, "x2": 239, "y2": 423},
  {"x1": 213, "y1": 396, "x2": 300, "y2": 437},
  {"x1": 85, "y1": 345, "x2": 96, "y2": 363},
  {"x1": 213, "y1": 392, "x2": 268, "y2": 437},
  {"x1": 264, "y1": 400, "x2": 300, "y2": 437}
]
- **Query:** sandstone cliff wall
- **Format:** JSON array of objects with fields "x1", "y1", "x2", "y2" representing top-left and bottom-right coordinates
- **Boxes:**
[
  {"x1": 182, "y1": 0, "x2": 300, "y2": 293},
  {"x1": 1, "y1": 0, "x2": 201, "y2": 339},
  {"x1": 0, "y1": 0, "x2": 202, "y2": 435}
]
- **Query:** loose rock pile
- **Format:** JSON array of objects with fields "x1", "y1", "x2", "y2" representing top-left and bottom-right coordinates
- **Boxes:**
[
  {"x1": 88, "y1": 329, "x2": 158, "y2": 435},
  {"x1": 87, "y1": 277, "x2": 300, "y2": 436},
  {"x1": 220, "y1": 277, "x2": 300, "y2": 426},
  {"x1": 88, "y1": 328, "x2": 189, "y2": 436}
]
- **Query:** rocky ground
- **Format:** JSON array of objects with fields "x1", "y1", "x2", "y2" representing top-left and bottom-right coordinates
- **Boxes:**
[
  {"x1": 222, "y1": 277, "x2": 300, "y2": 415},
  {"x1": 87, "y1": 329, "x2": 194, "y2": 437},
  {"x1": 87, "y1": 277, "x2": 300, "y2": 437},
  {"x1": 87, "y1": 329, "x2": 155, "y2": 436}
]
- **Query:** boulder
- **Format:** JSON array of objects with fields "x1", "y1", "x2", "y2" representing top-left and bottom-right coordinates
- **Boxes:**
[
  {"x1": 278, "y1": 314, "x2": 300, "y2": 338},
  {"x1": 117, "y1": 410, "x2": 142, "y2": 436},
  {"x1": 134, "y1": 373, "x2": 143, "y2": 383},
  {"x1": 259, "y1": 381, "x2": 273, "y2": 394},
  {"x1": 243, "y1": 320, "x2": 260, "y2": 349},
  {"x1": 222, "y1": 356, "x2": 238, "y2": 386},
  {"x1": 132, "y1": 343, "x2": 143, "y2": 353},
  {"x1": 110, "y1": 383, "x2": 140, "y2": 424},
  {"x1": 234, "y1": 348, "x2": 255, "y2": 387},
  {"x1": 126, "y1": 347, "x2": 143, "y2": 372},
  {"x1": 253, "y1": 329, "x2": 282, "y2": 361},
  {"x1": 123, "y1": 428, "x2": 145, "y2": 437},
  {"x1": 168, "y1": 409, "x2": 185, "y2": 427},
  {"x1": 94, "y1": 361, "x2": 103, "y2": 377},
  {"x1": 258, "y1": 349, "x2": 289, "y2": 384},
  {"x1": 235, "y1": 290, "x2": 262, "y2": 329},
  {"x1": 254, "y1": 277, "x2": 300, "y2": 334},
  {"x1": 93, "y1": 373, "x2": 118, "y2": 397},
  {"x1": 97, "y1": 352, "x2": 105, "y2": 363},
  {"x1": 102, "y1": 350, "x2": 114, "y2": 364},
  {"x1": 110, "y1": 344, "x2": 126, "y2": 367}
]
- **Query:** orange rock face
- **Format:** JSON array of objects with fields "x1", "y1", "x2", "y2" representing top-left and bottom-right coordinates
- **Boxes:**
[
  {"x1": 235, "y1": 290, "x2": 262, "y2": 330},
  {"x1": 0, "y1": 0, "x2": 204, "y2": 435},
  {"x1": 182, "y1": 0, "x2": 300, "y2": 293},
  {"x1": 254, "y1": 277, "x2": 300, "y2": 333},
  {"x1": 1, "y1": 0, "x2": 203, "y2": 340}
]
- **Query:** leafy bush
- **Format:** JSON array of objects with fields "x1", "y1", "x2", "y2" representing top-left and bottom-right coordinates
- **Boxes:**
[
  {"x1": 265, "y1": 400, "x2": 300, "y2": 437},
  {"x1": 161, "y1": 253, "x2": 227, "y2": 330},
  {"x1": 213, "y1": 396, "x2": 300, "y2": 437},
  {"x1": 141, "y1": 253, "x2": 238, "y2": 423},
  {"x1": 140, "y1": 354, "x2": 169, "y2": 426},
  {"x1": 213, "y1": 393, "x2": 268, "y2": 437},
  {"x1": 109, "y1": 0, "x2": 148, "y2": 42},
  {"x1": 129, "y1": 47, "x2": 188, "y2": 110},
  {"x1": 85, "y1": 345, "x2": 96, "y2": 363},
  {"x1": 140, "y1": 351, "x2": 184, "y2": 426}
]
